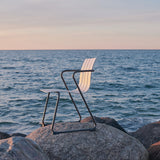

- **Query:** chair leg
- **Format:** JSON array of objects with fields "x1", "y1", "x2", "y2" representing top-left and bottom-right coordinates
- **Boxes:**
[
  {"x1": 79, "y1": 91, "x2": 96, "y2": 129},
  {"x1": 51, "y1": 91, "x2": 96, "y2": 135},
  {"x1": 51, "y1": 92, "x2": 60, "y2": 134},
  {"x1": 41, "y1": 92, "x2": 50, "y2": 127},
  {"x1": 68, "y1": 92, "x2": 82, "y2": 122},
  {"x1": 72, "y1": 72, "x2": 96, "y2": 130}
]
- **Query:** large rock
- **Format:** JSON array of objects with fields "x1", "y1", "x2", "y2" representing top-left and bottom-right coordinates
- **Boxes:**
[
  {"x1": 0, "y1": 136, "x2": 49, "y2": 160},
  {"x1": 81, "y1": 116, "x2": 127, "y2": 133},
  {"x1": 27, "y1": 122, "x2": 148, "y2": 160},
  {"x1": 130, "y1": 121, "x2": 160, "y2": 149},
  {"x1": 148, "y1": 141, "x2": 160, "y2": 160}
]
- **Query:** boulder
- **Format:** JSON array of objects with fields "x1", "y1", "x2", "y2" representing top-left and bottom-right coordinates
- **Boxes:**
[
  {"x1": 0, "y1": 132, "x2": 11, "y2": 140},
  {"x1": 81, "y1": 116, "x2": 127, "y2": 133},
  {"x1": 130, "y1": 121, "x2": 160, "y2": 149},
  {"x1": 0, "y1": 136, "x2": 49, "y2": 160},
  {"x1": 148, "y1": 141, "x2": 160, "y2": 160},
  {"x1": 27, "y1": 122, "x2": 148, "y2": 160}
]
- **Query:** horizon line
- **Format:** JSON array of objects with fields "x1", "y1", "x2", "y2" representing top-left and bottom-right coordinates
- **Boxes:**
[{"x1": 0, "y1": 49, "x2": 160, "y2": 51}]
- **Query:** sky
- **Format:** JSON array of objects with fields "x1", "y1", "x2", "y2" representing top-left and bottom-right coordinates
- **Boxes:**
[{"x1": 0, "y1": 0, "x2": 160, "y2": 50}]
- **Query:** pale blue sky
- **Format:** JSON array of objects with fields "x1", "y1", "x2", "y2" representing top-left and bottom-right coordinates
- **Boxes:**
[{"x1": 0, "y1": 0, "x2": 160, "y2": 49}]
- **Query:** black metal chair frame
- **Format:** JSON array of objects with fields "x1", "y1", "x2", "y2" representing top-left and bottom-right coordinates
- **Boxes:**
[{"x1": 41, "y1": 69, "x2": 96, "y2": 134}]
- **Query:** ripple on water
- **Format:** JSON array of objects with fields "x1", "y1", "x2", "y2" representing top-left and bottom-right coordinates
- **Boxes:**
[
  {"x1": 2, "y1": 66, "x2": 16, "y2": 70},
  {"x1": 2, "y1": 87, "x2": 14, "y2": 91}
]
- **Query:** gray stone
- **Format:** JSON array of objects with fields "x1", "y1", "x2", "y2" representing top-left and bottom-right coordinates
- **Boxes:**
[
  {"x1": 0, "y1": 136, "x2": 49, "y2": 160},
  {"x1": 148, "y1": 141, "x2": 160, "y2": 160},
  {"x1": 81, "y1": 116, "x2": 127, "y2": 133},
  {"x1": 27, "y1": 122, "x2": 149, "y2": 160},
  {"x1": 130, "y1": 121, "x2": 160, "y2": 149}
]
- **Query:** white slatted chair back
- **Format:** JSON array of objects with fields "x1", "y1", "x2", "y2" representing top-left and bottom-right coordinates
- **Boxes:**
[{"x1": 78, "y1": 58, "x2": 96, "y2": 93}]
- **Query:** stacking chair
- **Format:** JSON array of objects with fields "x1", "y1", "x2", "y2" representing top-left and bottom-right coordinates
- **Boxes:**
[{"x1": 40, "y1": 58, "x2": 96, "y2": 134}]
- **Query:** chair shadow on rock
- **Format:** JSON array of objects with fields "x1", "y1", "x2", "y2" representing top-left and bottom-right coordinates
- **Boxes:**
[{"x1": 40, "y1": 58, "x2": 97, "y2": 134}]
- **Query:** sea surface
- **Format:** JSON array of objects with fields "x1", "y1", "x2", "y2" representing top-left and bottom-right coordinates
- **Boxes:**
[{"x1": 0, "y1": 50, "x2": 160, "y2": 134}]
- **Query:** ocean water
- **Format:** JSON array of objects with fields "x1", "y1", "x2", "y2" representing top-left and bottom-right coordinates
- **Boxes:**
[{"x1": 0, "y1": 50, "x2": 160, "y2": 134}]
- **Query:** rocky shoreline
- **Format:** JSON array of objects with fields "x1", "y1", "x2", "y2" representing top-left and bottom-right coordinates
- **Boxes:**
[{"x1": 0, "y1": 117, "x2": 160, "y2": 160}]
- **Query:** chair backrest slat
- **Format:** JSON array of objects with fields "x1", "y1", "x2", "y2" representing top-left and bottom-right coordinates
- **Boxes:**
[{"x1": 79, "y1": 58, "x2": 96, "y2": 92}]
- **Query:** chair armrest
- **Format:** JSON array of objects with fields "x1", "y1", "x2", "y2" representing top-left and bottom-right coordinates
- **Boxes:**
[
  {"x1": 61, "y1": 69, "x2": 94, "y2": 74},
  {"x1": 61, "y1": 70, "x2": 80, "y2": 91},
  {"x1": 61, "y1": 69, "x2": 80, "y2": 74},
  {"x1": 72, "y1": 69, "x2": 94, "y2": 93},
  {"x1": 61, "y1": 69, "x2": 94, "y2": 92},
  {"x1": 73, "y1": 70, "x2": 94, "y2": 74},
  {"x1": 61, "y1": 69, "x2": 94, "y2": 83},
  {"x1": 61, "y1": 69, "x2": 80, "y2": 82}
]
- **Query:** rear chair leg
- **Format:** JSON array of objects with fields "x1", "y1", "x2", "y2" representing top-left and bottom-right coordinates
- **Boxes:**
[
  {"x1": 51, "y1": 92, "x2": 60, "y2": 134},
  {"x1": 41, "y1": 92, "x2": 50, "y2": 127},
  {"x1": 78, "y1": 90, "x2": 96, "y2": 130},
  {"x1": 68, "y1": 92, "x2": 82, "y2": 122}
]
